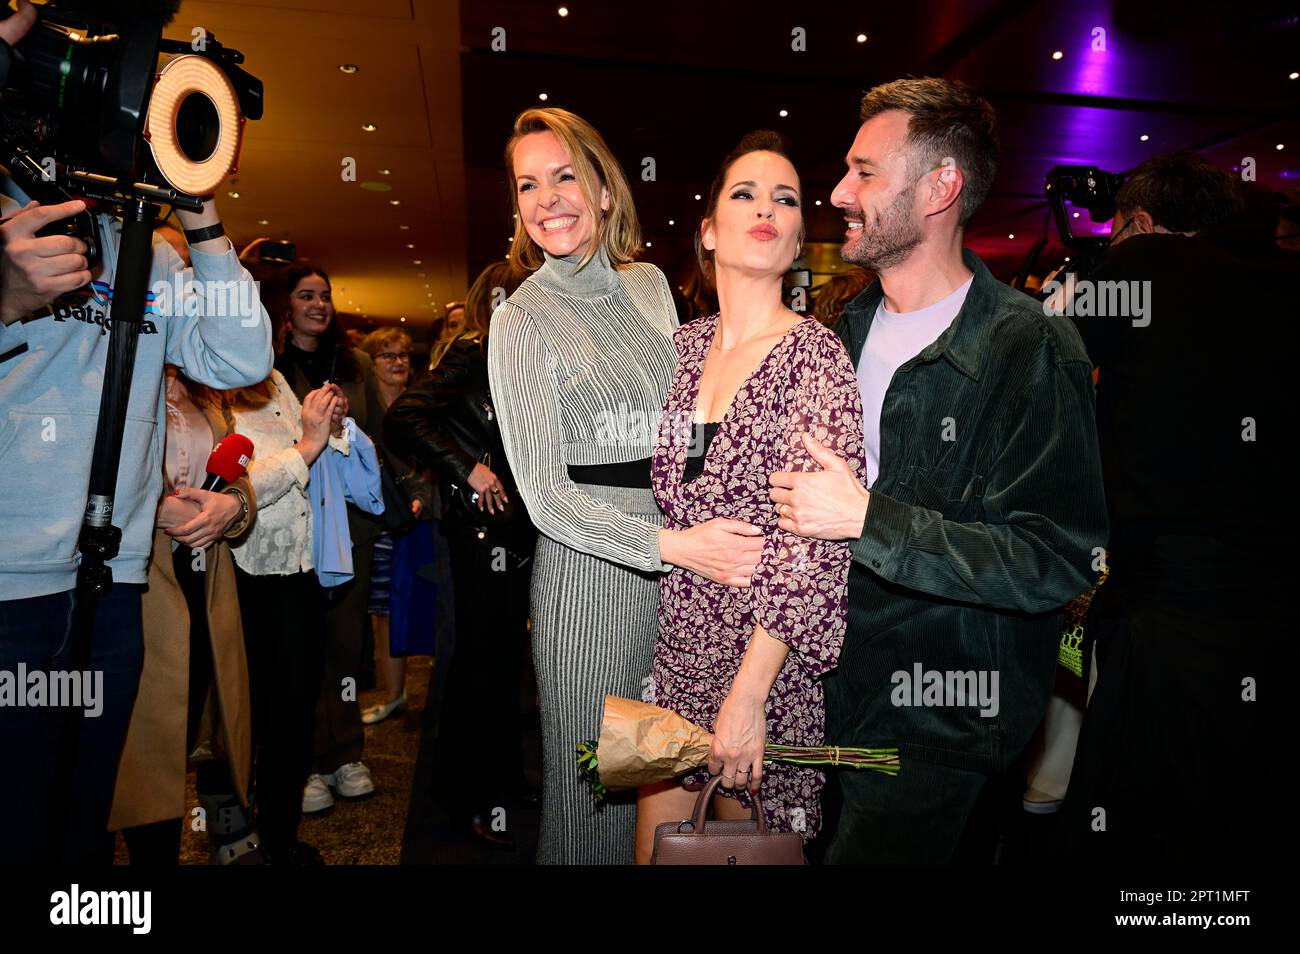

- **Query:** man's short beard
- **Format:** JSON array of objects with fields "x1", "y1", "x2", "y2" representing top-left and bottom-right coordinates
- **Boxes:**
[{"x1": 842, "y1": 183, "x2": 923, "y2": 271}]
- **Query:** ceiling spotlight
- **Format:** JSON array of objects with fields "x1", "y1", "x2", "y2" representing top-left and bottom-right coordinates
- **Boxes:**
[
  {"x1": 399, "y1": 224, "x2": 409, "y2": 230},
  {"x1": 378, "y1": 168, "x2": 391, "y2": 175},
  {"x1": 694, "y1": 193, "x2": 701, "y2": 200},
  {"x1": 645, "y1": 241, "x2": 652, "y2": 247},
  {"x1": 1052, "y1": 50, "x2": 1063, "y2": 60},
  {"x1": 778, "y1": 109, "x2": 789, "y2": 117},
  {"x1": 413, "y1": 259, "x2": 422, "y2": 265},
  {"x1": 418, "y1": 272, "x2": 425, "y2": 277},
  {"x1": 338, "y1": 64, "x2": 359, "y2": 74},
  {"x1": 400, "y1": 317, "x2": 407, "y2": 323},
  {"x1": 558, "y1": 6, "x2": 569, "y2": 15},
  {"x1": 362, "y1": 123, "x2": 377, "y2": 132},
  {"x1": 1072, "y1": 211, "x2": 1080, "y2": 218},
  {"x1": 814, "y1": 200, "x2": 822, "y2": 206},
  {"x1": 406, "y1": 243, "x2": 415, "y2": 249},
  {"x1": 257, "y1": 218, "x2": 269, "y2": 225},
  {"x1": 668, "y1": 219, "x2": 675, "y2": 225},
  {"x1": 1278, "y1": 143, "x2": 1286, "y2": 150},
  {"x1": 1139, "y1": 134, "x2": 1149, "y2": 141},
  {"x1": 389, "y1": 199, "x2": 401, "y2": 205},
  {"x1": 539, "y1": 92, "x2": 549, "y2": 101},
  {"x1": 856, "y1": 33, "x2": 867, "y2": 43},
  {"x1": 1064, "y1": 256, "x2": 1071, "y2": 262},
  {"x1": 1291, "y1": 72, "x2": 1299, "y2": 80},
  {"x1": 1008, "y1": 233, "x2": 1015, "y2": 239},
  {"x1": 227, "y1": 190, "x2": 240, "y2": 199}
]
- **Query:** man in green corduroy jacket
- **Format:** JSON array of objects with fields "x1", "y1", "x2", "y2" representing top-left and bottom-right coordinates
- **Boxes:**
[{"x1": 769, "y1": 77, "x2": 1108, "y2": 863}]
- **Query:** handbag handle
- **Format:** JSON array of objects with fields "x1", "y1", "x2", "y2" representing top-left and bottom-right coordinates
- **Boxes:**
[{"x1": 689, "y1": 773, "x2": 768, "y2": 833}]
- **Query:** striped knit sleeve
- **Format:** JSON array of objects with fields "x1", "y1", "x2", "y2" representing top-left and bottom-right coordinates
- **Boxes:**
[{"x1": 488, "y1": 302, "x2": 666, "y2": 573}]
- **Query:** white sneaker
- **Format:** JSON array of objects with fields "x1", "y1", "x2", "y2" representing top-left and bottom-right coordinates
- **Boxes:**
[
  {"x1": 302, "y1": 773, "x2": 334, "y2": 813},
  {"x1": 329, "y1": 761, "x2": 375, "y2": 799}
]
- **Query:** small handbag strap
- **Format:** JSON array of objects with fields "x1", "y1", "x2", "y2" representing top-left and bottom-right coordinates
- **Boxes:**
[{"x1": 691, "y1": 773, "x2": 767, "y2": 833}]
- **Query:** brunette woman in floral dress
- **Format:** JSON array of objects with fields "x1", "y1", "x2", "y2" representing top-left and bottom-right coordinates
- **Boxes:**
[{"x1": 636, "y1": 133, "x2": 866, "y2": 861}]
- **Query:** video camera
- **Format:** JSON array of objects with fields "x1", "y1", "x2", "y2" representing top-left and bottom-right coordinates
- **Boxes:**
[
  {"x1": 0, "y1": 0, "x2": 262, "y2": 266},
  {"x1": 1044, "y1": 164, "x2": 1127, "y2": 275}
]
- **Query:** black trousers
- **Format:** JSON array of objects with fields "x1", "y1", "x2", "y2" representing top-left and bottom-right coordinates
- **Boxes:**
[
  {"x1": 234, "y1": 566, "x2": 325, "y2": 857},
  {"x1": 1058, "y1": 594, "x2": 1272, "y2": 864},
  {"x1": 435, "y1": 520, "x2": 532, "y2": 824},
  {"x1": 315, "y1": 537, "x2": 373, "y2": 773},
  {"x1": 820, "y1": 755, "x2": 998, "y2": 864}
]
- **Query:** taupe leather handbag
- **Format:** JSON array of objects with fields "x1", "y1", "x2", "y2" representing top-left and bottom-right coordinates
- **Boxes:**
[{"x1": 650, "y1": 773, "x2": 806, "y2": 865}]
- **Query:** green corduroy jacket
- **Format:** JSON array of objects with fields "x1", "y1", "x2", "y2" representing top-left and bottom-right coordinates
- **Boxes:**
[{"x1": 825, "y1": 249, "x2": 1109, "y2": 774}]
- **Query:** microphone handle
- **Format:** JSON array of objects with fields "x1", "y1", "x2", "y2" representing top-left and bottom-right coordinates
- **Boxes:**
[{"x1": 199, "y1": 473, "x2": 228, "y2": 492}]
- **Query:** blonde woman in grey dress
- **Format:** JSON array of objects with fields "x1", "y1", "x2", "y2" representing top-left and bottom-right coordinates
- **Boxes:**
[{"x1": 488, "y1": 108, "x2": 765, "y2": 864}]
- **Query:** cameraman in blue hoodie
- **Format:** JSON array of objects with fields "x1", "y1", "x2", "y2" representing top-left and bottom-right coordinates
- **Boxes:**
[{"x1": 1, "y1": 0, "x2": 272, "y2": 866}]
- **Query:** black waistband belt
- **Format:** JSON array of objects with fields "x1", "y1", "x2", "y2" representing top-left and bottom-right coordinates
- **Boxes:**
[{"x1": 566, "y1": 457, "x2": 653, "y2": 489}]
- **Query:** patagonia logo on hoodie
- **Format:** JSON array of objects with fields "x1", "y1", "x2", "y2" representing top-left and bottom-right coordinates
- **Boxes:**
[{"x1": 48, "y1": 281, "x2": 162, "y2": 336}]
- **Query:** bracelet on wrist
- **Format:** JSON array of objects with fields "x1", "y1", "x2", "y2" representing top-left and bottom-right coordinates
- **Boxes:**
[{"x1": 183, "y1": 222, "x2": 226, "y2": 245}]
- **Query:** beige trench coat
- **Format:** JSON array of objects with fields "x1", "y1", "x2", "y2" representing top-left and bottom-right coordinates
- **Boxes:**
[{"x1": 108, "y1": 399, "x2": 255, "y2": 831}]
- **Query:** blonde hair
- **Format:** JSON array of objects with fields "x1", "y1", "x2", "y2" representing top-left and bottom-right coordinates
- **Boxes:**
[
  {"x1": 504, "y1": 107, "x2": 640, "y2": 272},
  {"x1": 359, "y1": 327, "x2": 413, "y2": 357}
]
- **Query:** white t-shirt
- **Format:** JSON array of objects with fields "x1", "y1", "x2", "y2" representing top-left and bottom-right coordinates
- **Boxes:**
[{"x1": 857, "y1": 276, "x2": 973, "y2": 486}]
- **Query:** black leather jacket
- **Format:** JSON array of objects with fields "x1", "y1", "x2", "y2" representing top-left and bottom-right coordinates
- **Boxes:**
[{"x1": 383, "y1": 335, "x2": 523, "y2": 524}]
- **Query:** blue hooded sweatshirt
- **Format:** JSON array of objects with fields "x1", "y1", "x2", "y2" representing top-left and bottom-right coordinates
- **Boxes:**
[{"x1": 0, "y1": 193, "x2": 273, "y2": 599}]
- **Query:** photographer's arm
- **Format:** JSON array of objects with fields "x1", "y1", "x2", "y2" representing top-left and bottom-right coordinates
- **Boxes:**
[
  {"x1": 163, "y1": 196, "x2": 273, "y2": 389},
  {"x1": 174, "y1": 198, "x2": 233, "y2": 256}
]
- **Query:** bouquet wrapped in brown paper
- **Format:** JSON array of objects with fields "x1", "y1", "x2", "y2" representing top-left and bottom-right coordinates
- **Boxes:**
[{"x1": 576, "y1": 696, "x2": 899, "y2": 799}]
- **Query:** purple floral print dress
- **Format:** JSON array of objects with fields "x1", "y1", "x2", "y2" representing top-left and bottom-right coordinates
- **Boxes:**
[{"x1": 650, "y1": 312, "x2": 867, "y2": 839}]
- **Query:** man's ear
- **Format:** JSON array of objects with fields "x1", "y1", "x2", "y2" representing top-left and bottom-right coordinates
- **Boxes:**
[
  {"x1": 926, "y1": 162, "x2": 963, "y2": 217},
  {"x1": 1130, "y1": 210, "x2": 1156, "y2": 235}
]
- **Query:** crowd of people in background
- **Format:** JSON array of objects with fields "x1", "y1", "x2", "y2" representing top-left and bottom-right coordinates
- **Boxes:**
[{"x1": 2, "y1": 55, "x2": 1287, "y2": 866}]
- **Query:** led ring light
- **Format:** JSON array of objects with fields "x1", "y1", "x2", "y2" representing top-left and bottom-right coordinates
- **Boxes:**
[{"x1": 144, "y1": 54, "x2": 245, "y2": 196}]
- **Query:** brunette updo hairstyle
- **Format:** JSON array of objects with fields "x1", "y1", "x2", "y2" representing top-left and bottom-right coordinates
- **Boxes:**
[{"x1": 694, "y1": 130, "x2": 806, "y2": 290}]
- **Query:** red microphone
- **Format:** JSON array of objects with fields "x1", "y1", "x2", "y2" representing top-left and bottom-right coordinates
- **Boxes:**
[{"x1": 200, "y1": 434, "x2": 254, "y2": 491}]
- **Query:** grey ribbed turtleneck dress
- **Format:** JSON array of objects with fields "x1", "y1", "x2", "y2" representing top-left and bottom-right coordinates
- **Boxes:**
[{"x1": 487, "y1": 246, "x2": 678, "y2": 865}]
